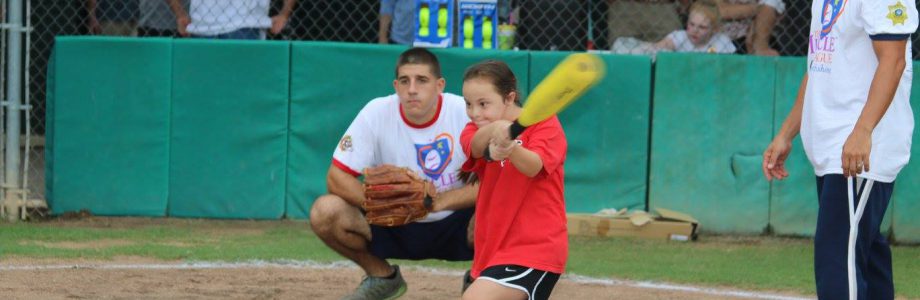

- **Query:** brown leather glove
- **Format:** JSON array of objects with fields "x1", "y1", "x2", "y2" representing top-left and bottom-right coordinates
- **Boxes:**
[{"x1": 362, "y1": 165, "x2": 436, "y2": 227}]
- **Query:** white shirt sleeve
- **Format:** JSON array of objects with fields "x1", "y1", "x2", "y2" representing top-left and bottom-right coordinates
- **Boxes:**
[
  {"x1": 332, "y1": 102, "x2": 379, "y2": 174},
  {"x1": 666, "y1": 30, "x2": 684, "y2": 44},
  {"x1": 861, "y1": 0, "x2": 919, "y2": 37}
]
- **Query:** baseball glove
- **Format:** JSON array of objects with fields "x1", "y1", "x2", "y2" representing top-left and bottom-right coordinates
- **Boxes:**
[{"x1": 362, "y1": 165, "x2": 436, "y2": 227}]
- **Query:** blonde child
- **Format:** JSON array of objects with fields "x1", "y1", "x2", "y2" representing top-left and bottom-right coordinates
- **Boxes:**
[
  {"x1": 459, "y1": 60, "x2": 568, "y2": 300},
  {"x1": 655, "y1": 0, "x2": 736, "y2": 53}
]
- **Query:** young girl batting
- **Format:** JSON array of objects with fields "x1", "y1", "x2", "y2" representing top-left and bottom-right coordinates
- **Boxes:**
[{"x1": 459, "y1": 60, "x2": 568, "y2": 300}]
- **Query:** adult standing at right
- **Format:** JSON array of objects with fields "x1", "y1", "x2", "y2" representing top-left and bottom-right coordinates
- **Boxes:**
[{"x1": 763, "y1": 0, "x2": 918, "y2": 298}]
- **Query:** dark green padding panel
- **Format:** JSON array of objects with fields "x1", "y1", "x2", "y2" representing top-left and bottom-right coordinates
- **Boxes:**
[
  {"x1": 650, "y1": 53, "x2": 773, "y2": 234},
  {"x1": 528, "y1": 52, "x2": 650, "y2": 213},
  {"x1": 892, "y1": 61, "x2": 920, "y2": 243},
  {"x1": 48, "y1": 37, "x2": 171, "y2": 216},
  {"x1": 287, "y1": 42, "x2": 406, "y2": 219},
  {"x1": 169, "y1": 40, "x2": 289, "y2": 219},
  {"x1": 286, "y1": 42, "x2": 529, "y2": 218},
  {"x1": 768, "y1": 57, "x2": 816, "y2": 236}
]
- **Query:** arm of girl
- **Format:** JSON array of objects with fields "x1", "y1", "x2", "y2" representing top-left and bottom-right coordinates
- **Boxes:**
[{"x1": 506, "y1": 143, "x2": 543, "y2": 177}]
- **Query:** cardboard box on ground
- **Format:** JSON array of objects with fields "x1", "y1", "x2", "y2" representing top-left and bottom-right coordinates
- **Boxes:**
[{"x1": 567, "y1": 208, "x2": 699, "y2": 241}]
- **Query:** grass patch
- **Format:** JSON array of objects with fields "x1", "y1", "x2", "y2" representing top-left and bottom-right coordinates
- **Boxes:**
[{"x1": 2, "y1": 218, "x2": 920, "y2": 298}]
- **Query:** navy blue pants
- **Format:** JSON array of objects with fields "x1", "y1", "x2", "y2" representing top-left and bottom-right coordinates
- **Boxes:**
[{"x1": 815, "y1": 175, "x2": 894, "y2": 300}]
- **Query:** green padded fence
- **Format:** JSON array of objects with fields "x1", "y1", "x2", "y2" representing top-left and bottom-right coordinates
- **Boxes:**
[
  {"x1": 47, "y1": 37, "x2": 172, "y2": 216},
  {"x1": 650, "y1": 53, "x2": 774, "y2": 234},
  {"x1": 892, "y1": 61, "x2": 920, "y2": 243},
  {"x1": 45, "y1": 39, "x2": 920, "y2": 241},
  {"x1": 286, "y1": 42, "x2": 406, "y2": 219},
  {"x1": 767, "y1": 57, "x2": 816, "y2": 236},
  {"x1": 529, "y1": 52, "x2": 650, "y2": 213},
  {"x1": 168, "y1": 40, "x2": 289, "y2": 219}
]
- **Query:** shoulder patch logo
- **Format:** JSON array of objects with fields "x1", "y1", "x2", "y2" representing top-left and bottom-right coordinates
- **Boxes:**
[
  {"x1": 888, "y1": 1, "x2": 908, "y2": 25},
  {"x1": 339, "y1": 135, "x2": 353, "y2": 152}
]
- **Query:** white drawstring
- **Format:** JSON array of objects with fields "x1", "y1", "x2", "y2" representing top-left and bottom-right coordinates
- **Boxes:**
[{"x1": 846, "y1": 176, "x2": 874, "y2": 300}]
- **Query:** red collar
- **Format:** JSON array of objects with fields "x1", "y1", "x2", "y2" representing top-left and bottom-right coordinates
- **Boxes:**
[{"x1": 400, "y1": 94, "x2": 443, "y2": 129}]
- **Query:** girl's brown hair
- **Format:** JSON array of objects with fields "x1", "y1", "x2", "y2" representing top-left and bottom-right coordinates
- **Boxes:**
[{"x1": 463, "y1": 60, "x2": 521, "y2": 106}]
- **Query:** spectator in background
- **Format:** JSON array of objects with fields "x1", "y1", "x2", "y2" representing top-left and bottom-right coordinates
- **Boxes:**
[
  {"x1": 655, "y1": 0, "x2": 735, "y2": 53},
  {"x1": 379, "y1": 0, "x2": 415, "y2": 45},
  {"x1": 86, "y1": 0, "x2": 138, "y2": 36},
  {"x1": 719, "y1": 0, "x2": 785, "y2": 55},
  {"x1": 167, "y1": 0, "x2": 296, "y2": 40},
  {"x1": 137, "y1": 0, "x2": 187, "y2": 37},
  {"x1": 607, "y1": 0, "x2": 689, "y2": 44}
]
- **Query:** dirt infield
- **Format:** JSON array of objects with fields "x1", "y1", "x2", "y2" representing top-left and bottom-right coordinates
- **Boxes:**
[
  {"x1": 0, "y1": 258, "x2": 808, "y2": 300},
  {"x1": 0, "y1": 217, "x2": 814, "y2": 299}
]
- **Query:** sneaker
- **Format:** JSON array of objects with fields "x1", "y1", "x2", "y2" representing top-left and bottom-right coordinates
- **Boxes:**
[
  {"x1": 341, "y1": 265, "x2": 407, "y2": 300},
  {"x1": 461, "y1": 269, "x2": 473, "y2": 294}
]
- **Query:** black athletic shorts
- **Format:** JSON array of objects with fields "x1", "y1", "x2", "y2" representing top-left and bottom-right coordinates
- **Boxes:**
[{"x1": 478, "y1": 264, "x2": 561, "y2": 300}]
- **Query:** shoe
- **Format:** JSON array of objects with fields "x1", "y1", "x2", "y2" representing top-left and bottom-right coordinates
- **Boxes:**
[
  {"x1": 341, "y1": 265, "x2": 407, "y2": 300},
  {"x1": 461, "y1": 269, "x2": 473, "y2": 294}
]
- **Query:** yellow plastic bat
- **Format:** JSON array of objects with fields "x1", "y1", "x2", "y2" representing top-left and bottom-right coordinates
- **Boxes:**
[{"x1": 510, "y1": 53, "x2": 605, "y2": 137}]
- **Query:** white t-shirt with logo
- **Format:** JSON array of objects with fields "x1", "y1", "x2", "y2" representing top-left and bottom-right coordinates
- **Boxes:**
[
  {"x1": 803, "y1": 0, "x2": 918, "y2": 182},
  {"x1": 333, "y1": 93, "x2": 470, "y2": 222},
  {"x1": 187, "y1": 0, "x2": 271, "y2": 36}
]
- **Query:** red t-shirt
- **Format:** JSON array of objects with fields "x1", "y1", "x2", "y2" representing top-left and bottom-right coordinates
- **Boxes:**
[{"x1": 460, "y1": 117, "x2": 568, "y2": 278}]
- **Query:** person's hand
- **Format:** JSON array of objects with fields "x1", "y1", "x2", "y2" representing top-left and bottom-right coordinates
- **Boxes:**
[
  {"x1": 762, "y1": 136, "x2": 792, "y2": 181},
  {"x1": 87, "y1": 15, "x2": 101, "y2": 34},
  {"x1": 271, "y1": 15, "x2": 289, "y2": 35},
  {"x1": 842, "y1": 127, "x2": 872, "y2": 177},
  {"x1": 489, "y1": 120, "x2": 513, "y2": 143},
  {"x1": 488, "y1": 138, "x2": 515, "y2": 161},
  {"x1": 176, "y1": 15, "x2": 191, "y2": 37}
]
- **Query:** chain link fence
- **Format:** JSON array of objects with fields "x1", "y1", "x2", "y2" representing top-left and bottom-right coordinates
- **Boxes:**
[{"x1": 4, "y1": 0, "x2": 920, "y2": 211}]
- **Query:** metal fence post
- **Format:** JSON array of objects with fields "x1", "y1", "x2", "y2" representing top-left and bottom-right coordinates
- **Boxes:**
[{"x1": 2, "y1": 0, "x2": 23, "y2": 221}]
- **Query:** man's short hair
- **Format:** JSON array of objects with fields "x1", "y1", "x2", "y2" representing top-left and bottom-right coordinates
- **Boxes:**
[{"x1": 395, "y1": 47, "x2": 443, "y2": 79}]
